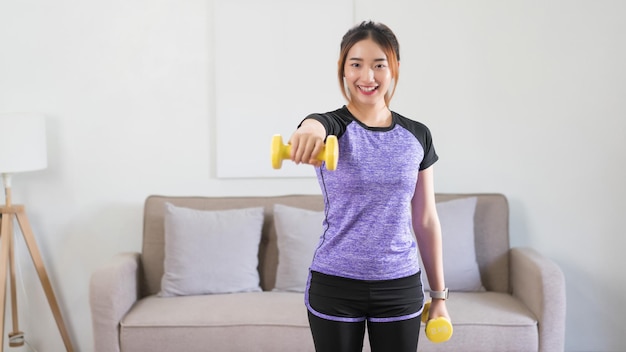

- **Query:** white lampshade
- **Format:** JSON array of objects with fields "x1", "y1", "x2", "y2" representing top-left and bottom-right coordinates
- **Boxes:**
[{"x1": 0, "y1": 113, "x2": 48, "y2": 174}]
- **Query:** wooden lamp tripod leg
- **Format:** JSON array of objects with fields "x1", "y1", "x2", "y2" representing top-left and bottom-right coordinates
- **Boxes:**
[
  {"x1": 7, "y1": 213, "x2": 25, "y2": 347},
  {"x1": 0, "y1": 211, "x2": 13, "y2": 351},
  {"x1": 15, "y1": 208, "x2": 74, "y2": 352}
]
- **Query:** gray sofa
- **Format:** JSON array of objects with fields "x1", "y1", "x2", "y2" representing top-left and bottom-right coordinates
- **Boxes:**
[{"x1": 89, "y1": 193, "x2": 566, "y2": 352}]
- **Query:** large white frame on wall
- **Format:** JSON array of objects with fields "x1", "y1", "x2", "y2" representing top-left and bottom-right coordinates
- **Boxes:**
[{"x1": 214, "y1": 0, "x2": 353, "y2": 178}]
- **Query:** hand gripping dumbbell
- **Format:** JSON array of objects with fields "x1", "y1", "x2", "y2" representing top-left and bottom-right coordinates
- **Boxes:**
[
  {"x1": 422, "y1": 300, "x2": 453, "y2": 343},
  {"x1": 270, "y1": 134, "x2": 339, "y2": 171}
]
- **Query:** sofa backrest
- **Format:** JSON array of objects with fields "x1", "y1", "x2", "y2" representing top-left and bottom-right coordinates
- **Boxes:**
[{"x1": 141, "y1": 193, "x2": 509, "y2": 296}]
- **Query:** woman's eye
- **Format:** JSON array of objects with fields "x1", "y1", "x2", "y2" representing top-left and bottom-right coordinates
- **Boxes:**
[{"x1": 351, "y1": 63, "x2": 360, "y2": 68}]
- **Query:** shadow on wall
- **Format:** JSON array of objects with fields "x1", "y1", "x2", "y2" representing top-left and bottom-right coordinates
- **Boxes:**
[{"x1": 559, "y1": 260, "x2": 625, "y2": 351}]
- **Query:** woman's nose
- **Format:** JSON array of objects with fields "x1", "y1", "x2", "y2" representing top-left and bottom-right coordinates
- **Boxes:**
[{"x1": 362, "y1": 68, "x2": 375, "y2": 82}]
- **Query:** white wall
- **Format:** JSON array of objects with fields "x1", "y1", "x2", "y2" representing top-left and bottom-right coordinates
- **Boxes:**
[{"x1": 0, "y1": 1, "x2": 624, "y2": 351}]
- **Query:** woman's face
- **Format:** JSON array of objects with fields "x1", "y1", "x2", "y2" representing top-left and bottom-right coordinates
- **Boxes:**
[{"x1": 343, "y1": 38, "x2": 392, "y2": 107}]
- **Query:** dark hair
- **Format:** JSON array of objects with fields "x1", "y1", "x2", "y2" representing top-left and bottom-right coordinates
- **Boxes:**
[{"x1": 337, "y1": 21, "x2": 400, "y2": 105}]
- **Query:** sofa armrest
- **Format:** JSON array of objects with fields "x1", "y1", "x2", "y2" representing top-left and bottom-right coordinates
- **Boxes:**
[
  {"x1": 89, "y1": 252, "x2": 143, "y2": 352},
  {"x1": 510, "y1": 247, "x2": 566, "y2": 352}
]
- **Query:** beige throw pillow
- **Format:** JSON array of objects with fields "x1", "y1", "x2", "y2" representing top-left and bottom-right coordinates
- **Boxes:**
[
  {"x1": 273, "y1": 204, "x2": 324, "y2": 292},
  {"x1": 159, "y1": 203, "x2": 264, "y2": 297},
  {"x1": 419, "y1": 197, "x2": 484, "y2": 292}
]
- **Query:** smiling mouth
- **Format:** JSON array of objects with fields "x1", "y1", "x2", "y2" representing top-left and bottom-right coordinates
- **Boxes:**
[{"x1": 358, "y1": 85, "x2": 378, "y2": 93}]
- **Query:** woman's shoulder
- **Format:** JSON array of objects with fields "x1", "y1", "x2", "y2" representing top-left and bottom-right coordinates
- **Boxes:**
[
  {"x1": 392, "y1": 111, "x2": 434, "y2": 136},
  {"x1": 392, "y1": 111, "x2": 431, "y2": 129}
]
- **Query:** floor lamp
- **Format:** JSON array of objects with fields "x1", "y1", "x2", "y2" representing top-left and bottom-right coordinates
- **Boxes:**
[{"x1": 0, "y1": 113, "x2": 74, "y2": 351}]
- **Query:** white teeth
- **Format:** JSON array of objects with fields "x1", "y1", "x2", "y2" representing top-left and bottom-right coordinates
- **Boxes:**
[{"x1": 359, "y1": 86, "x2": 377, "y2": 92}]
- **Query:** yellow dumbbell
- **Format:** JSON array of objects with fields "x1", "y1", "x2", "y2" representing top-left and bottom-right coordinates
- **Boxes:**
[
  {"x1": 422, "y1": 300, "x2": 453, "y2": 343},
  {"x1": 270, "y1": 134, "x2": 338, "y2": 171}
]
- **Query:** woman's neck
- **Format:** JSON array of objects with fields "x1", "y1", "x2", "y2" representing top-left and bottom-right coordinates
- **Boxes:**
[{"x1": 347, "y1": 102, "x2": 392, "y2": 128}]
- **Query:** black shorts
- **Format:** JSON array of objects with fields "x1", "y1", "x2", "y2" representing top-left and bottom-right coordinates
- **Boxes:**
[{"x1": 305, "y1": 270, "x2": 425, "y2": 323}]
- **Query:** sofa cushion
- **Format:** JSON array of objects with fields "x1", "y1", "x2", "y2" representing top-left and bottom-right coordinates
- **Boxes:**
[
  {"x1": 159, "y1": 203, "x2": 264, "y2": 297},
  {"x1": 119, "y1": 292, "x2": 537, "y2": 352},
  {"x1": 120, "y1": 292, "x2": 314, "y2": 352},
  {"x1": 273, "y1": 204, "x2": 324, "y2": 292},
  {"x1": 420, "y1": 197, "x2": 484, "y2": 292},
  {"x1": 420, "y1": 292, "x2": 538, "y2": 352}
]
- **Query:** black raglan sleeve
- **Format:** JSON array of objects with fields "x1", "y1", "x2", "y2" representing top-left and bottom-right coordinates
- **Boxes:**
[{"x1": 298, "y1": 107, "x2": 351, "y2": 140}]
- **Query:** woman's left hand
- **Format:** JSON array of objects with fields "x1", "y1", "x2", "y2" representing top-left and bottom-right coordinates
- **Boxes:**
[{"x1": 427, "y1": 298, "x2": 450, "y2": 322}]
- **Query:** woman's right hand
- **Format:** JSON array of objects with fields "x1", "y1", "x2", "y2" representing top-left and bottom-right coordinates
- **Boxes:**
[{"x1": 288, "y1": 119, "x2": 326, "y2": 167}]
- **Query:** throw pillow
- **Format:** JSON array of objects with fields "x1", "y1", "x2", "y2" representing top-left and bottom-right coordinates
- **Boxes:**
[
  {"x1": 159, "y1": 203, "x2": 264, "y2": 297},
  {"x1": 273, "y1": 204, "x2": 324, "y2": 292},
  {"x1": 419, "y1": 196, "x2": 484, "y2": 292}
]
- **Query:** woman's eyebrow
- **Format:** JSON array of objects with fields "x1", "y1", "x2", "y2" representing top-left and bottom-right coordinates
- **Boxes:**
[{"x1": 347, "y1": 57, "x2": 387, "y2": 62}]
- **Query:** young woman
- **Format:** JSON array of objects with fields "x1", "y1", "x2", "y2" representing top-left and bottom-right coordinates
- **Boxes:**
[{"x1": 288, "y1": 21, "x2": 450, "y2": 352}]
